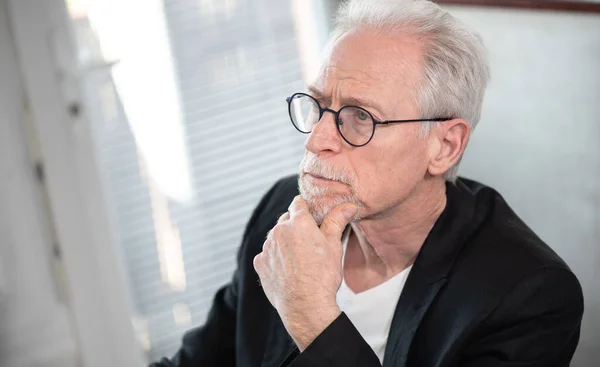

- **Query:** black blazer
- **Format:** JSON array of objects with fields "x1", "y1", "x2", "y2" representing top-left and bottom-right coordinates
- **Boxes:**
[{"x1": 151, "y1": 176, "x2": 584, "y2": 367}]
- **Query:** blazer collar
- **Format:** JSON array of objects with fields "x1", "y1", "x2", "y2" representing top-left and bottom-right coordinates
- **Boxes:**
[{"x1": 382, "y1": 179, "x2": 484, "y2": 367}]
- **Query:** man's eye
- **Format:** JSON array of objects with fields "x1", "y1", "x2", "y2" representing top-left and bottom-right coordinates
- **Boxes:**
[{"x1": 358, "y1": 110, "x2": 369, "y2": 120}]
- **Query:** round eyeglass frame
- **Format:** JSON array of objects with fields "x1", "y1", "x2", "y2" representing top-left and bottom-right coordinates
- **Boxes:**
[{"x1": 286, "y1": 92, "x2": 452, "y2": 147}]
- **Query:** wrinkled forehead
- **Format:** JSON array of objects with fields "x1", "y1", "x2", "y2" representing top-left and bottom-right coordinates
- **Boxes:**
[{"x1": 313, "y1": 28, "x2": 425, "y2": 101}]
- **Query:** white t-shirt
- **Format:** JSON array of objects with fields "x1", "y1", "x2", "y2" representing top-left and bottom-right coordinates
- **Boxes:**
[{"x1": 336, "y1": 229, "x2": 413, "y2": 364}]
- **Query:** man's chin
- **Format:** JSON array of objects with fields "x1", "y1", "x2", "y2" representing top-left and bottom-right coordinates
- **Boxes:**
[
  {"x1": 304, "y1": 200, "x2": 331, "y2": 226},
  {"x1": 299, "y1": 178, "x2": 358, "y2": 222},
  {"x1": 299, "y1": 193, "x2": 355, "y2": 225}
]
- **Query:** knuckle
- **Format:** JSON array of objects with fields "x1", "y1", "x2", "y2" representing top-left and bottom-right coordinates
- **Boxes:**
[
  {"x1": 293, "y1": 208, "x2": 307, "y2": 217},
  {"x1": 253, "y1": 254, "x2": 262, "y2": 270},
  {"x1": 265, "y1": 228, "x2": 274, "y2": 241},
  {"x1": 291, "y1": 214, "x2": 311, "y2": 228},
  {"x1": 263, "y1": 237, "x2": 276, "y2": 252},
  {"x1": 277, "y1": 212, "x2": 289, "y2": 224},
  {"x1": 329, "y1": 217, "x2": 344, "y2": 228},
  {"x1": 272, "y1": 223, "x2": 286, "y2": 238},
  {"x1": 289, "y1": 195, "x2": 302, "y2": 210}
]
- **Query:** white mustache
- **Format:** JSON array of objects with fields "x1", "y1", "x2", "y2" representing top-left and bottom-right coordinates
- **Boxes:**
[{"x1": 299, "y1": 155, "x2": 353, "y2": 185}]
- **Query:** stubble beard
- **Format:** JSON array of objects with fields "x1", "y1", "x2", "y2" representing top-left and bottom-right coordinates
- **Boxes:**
[{"x1": 298, "y1": 154, "x2": 362, "y2": 226}]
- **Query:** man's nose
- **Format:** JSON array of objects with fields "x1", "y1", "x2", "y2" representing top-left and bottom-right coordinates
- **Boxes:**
[{"x1": 304, "y1": 110, "x2": 343, "y2": 155}]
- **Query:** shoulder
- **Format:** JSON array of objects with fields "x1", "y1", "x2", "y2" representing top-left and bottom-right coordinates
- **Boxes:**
[
  {"x1": 459, "y1": 177, "x2": 571, "y2": 274},
  {"x1": 450, "y1": 177, "x2": 582, "y2": 315}
]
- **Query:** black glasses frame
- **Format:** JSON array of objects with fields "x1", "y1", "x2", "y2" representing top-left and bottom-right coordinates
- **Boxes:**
[{"x1": 286, "y1": 92, "x2": 452, "y2": 147}]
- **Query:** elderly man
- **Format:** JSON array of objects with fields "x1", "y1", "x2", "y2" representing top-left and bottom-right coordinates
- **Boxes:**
[{"x1": 152, "y1": 0, "x2": 584, "y2": 366}]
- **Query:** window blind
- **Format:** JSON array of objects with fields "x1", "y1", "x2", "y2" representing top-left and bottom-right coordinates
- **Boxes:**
[{"x1": 77, "y1": 0, "x2": 325, "y2": 361}]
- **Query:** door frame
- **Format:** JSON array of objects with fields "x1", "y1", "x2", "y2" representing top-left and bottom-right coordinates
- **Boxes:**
[{"x1": 6, "y1": 0, "x2": 146, "y2": 366}]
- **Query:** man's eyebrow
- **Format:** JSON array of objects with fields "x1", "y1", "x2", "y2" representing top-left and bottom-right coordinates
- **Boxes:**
[
  {"x1": 306, "y1": 86, "x2": 385, "y2": 117},
  {"x1": 306, "y1": 86, "x2": 327, "y2": 101},
  {"x1": 343, "y1": 96, "x2": 384, "y2": 114}
]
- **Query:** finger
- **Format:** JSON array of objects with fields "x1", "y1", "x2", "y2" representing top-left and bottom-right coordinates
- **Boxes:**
[
  {"x1": 320, "y1": 202, "x2": 358, "y2": 242},
  {"x1": 277, "y1": 212, "x2": 290, "y2": 224},
  {"x1": 288, "y1": 195, "x2": 311, "y2": 218},
  {"x1": 262, "y1": 238, "x2": 272, "y2": 252},
  {"x1": 253, "y1": 253, "x2": 263, "y2": 274},
  {"x1": 265, "y1": 226, "x2": 275, "y2": 242}
]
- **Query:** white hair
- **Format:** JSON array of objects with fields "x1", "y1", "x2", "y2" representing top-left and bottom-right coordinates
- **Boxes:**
[{"x1": 330, "y1": 0, "x2": 491, "y2": 182}]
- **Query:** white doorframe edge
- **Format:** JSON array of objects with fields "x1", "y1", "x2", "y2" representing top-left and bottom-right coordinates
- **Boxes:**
[{"x1": 6, "y1": 0, "x2": 146, "y2": 366}]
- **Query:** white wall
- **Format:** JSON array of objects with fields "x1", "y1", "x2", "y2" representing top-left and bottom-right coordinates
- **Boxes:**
[
  {"x1": 0, "y1": 0, "x2": 79, "y2": 366},
  {"x1": 447, "y1": 6, "x2": 600, "y2": 367}
]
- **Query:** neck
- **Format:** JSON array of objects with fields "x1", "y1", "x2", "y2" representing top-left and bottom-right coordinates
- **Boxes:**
[{"x1": 347, "y1": 178, "x2": 447, "y2": 278}]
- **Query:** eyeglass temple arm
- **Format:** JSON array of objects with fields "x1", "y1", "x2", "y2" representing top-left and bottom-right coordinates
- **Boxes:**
[{"x1": 378, "y1": 117, "x2": 452, "y2": 125}]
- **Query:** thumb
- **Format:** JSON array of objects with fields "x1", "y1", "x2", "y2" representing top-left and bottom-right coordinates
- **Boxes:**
[{"x1": 321, "y1": 202, "x2": 358, "y2": 242}]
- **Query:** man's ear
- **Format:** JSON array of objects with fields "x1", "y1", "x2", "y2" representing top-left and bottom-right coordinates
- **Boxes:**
[{"x1": 427, "y1": 119, "x2": 470, "y2": 177}]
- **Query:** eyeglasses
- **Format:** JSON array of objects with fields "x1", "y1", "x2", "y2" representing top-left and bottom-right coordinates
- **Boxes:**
[{"x1": 286, "y1": 92, "x2": 451, "y2": 147}]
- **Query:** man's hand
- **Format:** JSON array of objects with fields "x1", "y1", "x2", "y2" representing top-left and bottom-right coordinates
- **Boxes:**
[{"x1": 253, "y1": 195, "x2": 358, "y2": 351}]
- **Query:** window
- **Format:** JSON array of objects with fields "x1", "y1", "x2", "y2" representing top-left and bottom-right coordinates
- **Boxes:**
[{"x1": 66, "y1": 0, "x2": 330, "y2": 361}]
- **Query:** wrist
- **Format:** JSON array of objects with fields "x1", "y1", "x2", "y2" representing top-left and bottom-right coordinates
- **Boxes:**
[{"x1": 285, "y1": 304, "x2": 341, "y2": 351}]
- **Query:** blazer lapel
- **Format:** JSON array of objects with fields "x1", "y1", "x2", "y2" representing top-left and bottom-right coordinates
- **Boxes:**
[
  {"x1": 383, "y1": 180, "x2": 482, "y2": 367},
  {"x1": 381, "y1": 262, "x2": 449, "y2": 367}
]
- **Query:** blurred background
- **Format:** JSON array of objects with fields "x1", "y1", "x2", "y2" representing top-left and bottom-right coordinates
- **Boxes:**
[{"x1": 0, "y1": 0, "x2": 598, "y2": 366}]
